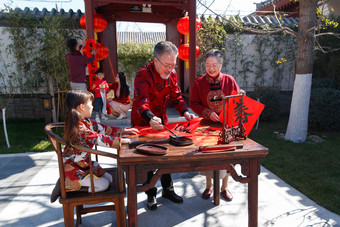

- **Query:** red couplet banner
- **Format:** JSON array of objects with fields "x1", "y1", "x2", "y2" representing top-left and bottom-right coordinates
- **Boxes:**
[
  {"x1": 82, "y1": 39, "x2": 98, "y2": 89},
  {"x1": 218, "y1": 93, "x2": 265, "y2": 136}
]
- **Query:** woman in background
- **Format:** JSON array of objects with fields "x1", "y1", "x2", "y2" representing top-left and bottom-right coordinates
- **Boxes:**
[{"x1": 108, "y1": 72, "x2": 131, "y2": 119}]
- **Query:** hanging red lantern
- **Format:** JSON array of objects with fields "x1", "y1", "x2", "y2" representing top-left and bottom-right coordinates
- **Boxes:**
[
  {"x1": 95, "y1": 43, "x2": 109, "y2": 60},
  {"x1": 80, "y1": 13, "x2": 107, "y2": 33},
  {"x1": 81, "y1": 44, "x2": 91, "y2": 57},
  {"x1": 178, "y1": 44, "x2": 200, "y2": 61},
  {"x1": 177, "y1": 16, "x2": 201, "y2": 35}
]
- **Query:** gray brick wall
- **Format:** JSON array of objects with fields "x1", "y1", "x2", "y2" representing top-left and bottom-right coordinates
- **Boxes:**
[{"x1": 0, "y1": 95, "x2": 46, "y2": 119}]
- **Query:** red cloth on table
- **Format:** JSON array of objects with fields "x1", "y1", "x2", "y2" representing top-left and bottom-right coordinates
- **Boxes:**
[
  {"x1": 134, "y1": 118, "x2": 222, "y2": 147},
  {"x1": 134, "y1": 118, "x2": 201, "y2": 138}
]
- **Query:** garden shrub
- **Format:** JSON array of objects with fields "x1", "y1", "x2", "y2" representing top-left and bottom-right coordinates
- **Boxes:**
[
  {"x1": 311, "y1": 78, "x2": 339, "y2": 89},
  {"x1": 248, "y1": 87, "x2": 280, "y2": 121},
  {"x1": 117, "y1": 42, "x2": 154, "y2": 84},
  {"x1": 309, "y1": 87, "x2": 340, "y2": 131}
]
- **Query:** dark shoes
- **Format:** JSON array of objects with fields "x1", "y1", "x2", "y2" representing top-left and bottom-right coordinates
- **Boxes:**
[
  {"x1": 147, "y1": 194, "x2": 158, "y2": 211},
  {"x1": 146, "y1": 189, "x2": 183, "y2": 210},
  {"x1": 50, "y1": 178, "x2": 61, "y2": 203},
  {"x1": 221, "y1": 189, "x2": 233, "y2": 201},
  {"x1": 162, "y1": 190, "x2": 183, "y2": 204},
  {"x1": 201, "y1": 188, "x2": 213, "y2": 200}
]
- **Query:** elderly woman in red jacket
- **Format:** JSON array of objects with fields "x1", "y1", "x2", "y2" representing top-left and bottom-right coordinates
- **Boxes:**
[
  {"x1": 131, "y1": 41, "x2": 195, "y2": 211},
  {"x1": 190, "y1": 49, "x2": 241, "y2": 202}
]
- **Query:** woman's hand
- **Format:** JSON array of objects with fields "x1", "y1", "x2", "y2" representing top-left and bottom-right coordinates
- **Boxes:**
[
  {"x1": 90, "y1": 48, "x2": 97, "y2": 55},
  {"x1": 81, "y1": 38, "x2": 87, "y2": 47},
  {"x1": 184, "y1": 111, "x2": 196, "y2": 121},
  {"x1": 123, "y1": 128, "x2": 139, "y2": 135},
  {"x1": 238, "y1": 89, "x2": 245, "y2": 95},
  {"x1": 209, "y1": 112, "x2": 220, "y2": 122},
  {"x1": 150, "y1": 116, "x2": 163, "y2": 130},
  {"x1": 121, "y1": 138, "x2": 131, "y2": 144}
]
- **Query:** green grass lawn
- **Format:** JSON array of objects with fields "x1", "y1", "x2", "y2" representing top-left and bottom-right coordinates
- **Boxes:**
[
  {"x1": 0, "y1": 118, "x2": 339, "y2": 215},
  {"x1": 249, "y1": 117, "x2": 340, "y2": 215},
  {"x1": 0, "y1": 119, "x2": 52, "y2": 153}
]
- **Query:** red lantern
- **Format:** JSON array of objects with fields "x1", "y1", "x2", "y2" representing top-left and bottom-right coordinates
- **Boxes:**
[
  {"x1": 177, "y1": 16, "x2": 201, "y2": 35},
  {"x1": 178, "y1": 44, "x2": 200, "y2": 61},
  {"x1": 80, "y1": 13, "x2": 107, "y2": 33},
  {"x1": 81, "y1": 44, "x2": 91, "y2": 57},
  {"x1": 95, "y1": 43, "x2": 109, "y2": 60}
]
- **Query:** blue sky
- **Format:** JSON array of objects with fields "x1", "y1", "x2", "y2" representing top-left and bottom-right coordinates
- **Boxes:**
[{"x1": 0, "y1": 0, "x2": 263, "y2": 31}]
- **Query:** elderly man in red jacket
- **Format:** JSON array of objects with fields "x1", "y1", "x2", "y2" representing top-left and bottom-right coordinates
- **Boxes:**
[{"x1": 131, "y1": 41, "x2": 195, "y2": 211}]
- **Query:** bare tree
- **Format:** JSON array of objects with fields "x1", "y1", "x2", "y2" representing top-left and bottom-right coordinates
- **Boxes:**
[{"x1": 198, "y1": 0, "x2": 339, "y2": 142}]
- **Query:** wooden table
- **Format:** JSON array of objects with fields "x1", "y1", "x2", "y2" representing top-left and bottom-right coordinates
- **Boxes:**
[{"x1": 119, "y1": 137, "x2": 269, "y2": 227}]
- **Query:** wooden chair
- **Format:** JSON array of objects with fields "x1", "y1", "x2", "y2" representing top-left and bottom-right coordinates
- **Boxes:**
[{"x1": 45, "y1": 122, "x2": 126, "y2": 227}]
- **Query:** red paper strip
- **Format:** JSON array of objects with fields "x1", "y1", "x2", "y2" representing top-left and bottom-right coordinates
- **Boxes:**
[{"x1": 201, "y1": 147, "x2": 236, "y2": 153}]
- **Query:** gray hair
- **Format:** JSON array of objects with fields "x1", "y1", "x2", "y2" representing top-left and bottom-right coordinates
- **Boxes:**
[
  {"x1": 205, "y1": 49, "x2": 223, "y2": 64},
  {"x1": 153, "y1": 41, "x2": 178, "y2": 58}
]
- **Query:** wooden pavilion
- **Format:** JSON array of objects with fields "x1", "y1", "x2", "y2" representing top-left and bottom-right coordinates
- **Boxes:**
[{"x1": 83, "y1": 0, "x2": 198, "y2": 94}]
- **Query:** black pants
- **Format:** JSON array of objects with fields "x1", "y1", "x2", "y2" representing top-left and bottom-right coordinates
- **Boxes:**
[{"x1": 145, "y1": 171, "x2": 174, "y2": 196}]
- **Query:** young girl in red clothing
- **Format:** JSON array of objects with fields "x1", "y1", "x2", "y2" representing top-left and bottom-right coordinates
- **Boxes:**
[
  {"x1": 63, "y1": 90, "x2": 137, "y2": 193},
  {"x1": 108, "y1": 72, "x2": 131, "y2": 119}
]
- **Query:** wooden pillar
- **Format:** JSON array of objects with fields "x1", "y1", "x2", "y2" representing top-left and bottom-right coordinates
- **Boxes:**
[
  {"x1": 84, "y1": 0, "x2": 94, "y2": 39},
  {"x1": 188, "y1": 0, "x2": 197, "y2": 96},
  {"x1": 166, "y1": 19, "x2": 183, "y2": 91},
  {"x1": 103, "y1": 21, "x2": 118, "y2": 84}
]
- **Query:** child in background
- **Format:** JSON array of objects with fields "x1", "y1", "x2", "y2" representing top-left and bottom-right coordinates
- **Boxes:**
[
  {"x1": 108, "y1": 72, "x2": 131, "y2": 119},
  {"x1": 92, "y1": 70, "x2": 109, "y2": 122},
  {"x1": 62, "y1": 90, "x2": 138, "y2": 193}
]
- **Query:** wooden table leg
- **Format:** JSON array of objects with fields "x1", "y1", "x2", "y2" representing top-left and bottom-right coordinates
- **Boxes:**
[
  {"x1": 248, "y1": 158, "x2": 258, "y2": 227},
  {"x1": 127, "y1": 165, "x2": 137, "y2": 227},
  {"x1": 213, "y1": 170, "x2": 220, "y2": 205}
]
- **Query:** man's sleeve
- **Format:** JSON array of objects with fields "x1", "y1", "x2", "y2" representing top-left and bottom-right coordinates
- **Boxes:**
[
  {"x1": 82, "y1": 54, "x2": 95, "y2": 64},
  {"x1": 169, "y1": 75, "x2": 187, "y2": 116},
  {"x1": 134, "y1": 71, "x2": 155, "y2": 121}
]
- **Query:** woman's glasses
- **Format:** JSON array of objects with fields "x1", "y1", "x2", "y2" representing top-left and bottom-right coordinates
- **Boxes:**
[
  {"x1": 156, "y1": 57, "x2": 177, "y2": 70},
  {"x1": 205, "y1": 64, "x2": 220, "y2": 69}
]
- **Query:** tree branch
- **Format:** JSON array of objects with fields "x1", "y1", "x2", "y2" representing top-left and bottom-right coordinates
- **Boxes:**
[
  {"x1": 197, "y1": 0, "x2": 297, "y2": 37},
  {"x1": 315, "y1": 32, "x2": 340, "y2": 38},
  {"x1": 315, "y1": 37, "x2": 340, "y2": 53}
]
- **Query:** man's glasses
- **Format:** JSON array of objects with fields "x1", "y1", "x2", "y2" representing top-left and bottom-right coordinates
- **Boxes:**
[{"x1": 156, "y1": 57, "x2": 177, "y2": 70}]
